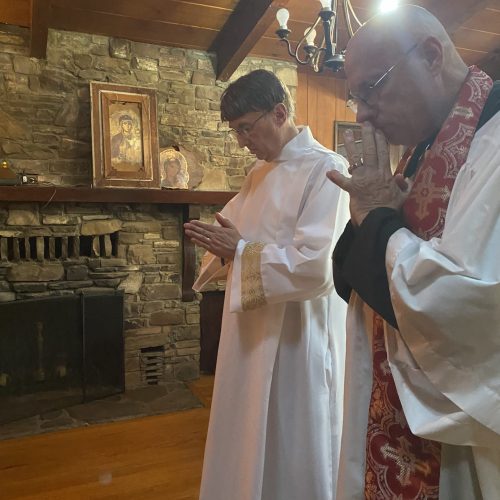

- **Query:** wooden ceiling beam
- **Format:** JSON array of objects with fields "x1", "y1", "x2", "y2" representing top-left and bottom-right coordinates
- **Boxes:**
[
  {"x1": 50, "y1": 6, "x2": 217, "y2": 50},
  {"x1": 30, "y1": 0, "x2": 52, "y2": 59},
  {"x1": 50, "y1": 0, "x2": 231, "y2": 28},
  {"x1": 210, "y1": 0, "x2": 290, "y2": 82}
]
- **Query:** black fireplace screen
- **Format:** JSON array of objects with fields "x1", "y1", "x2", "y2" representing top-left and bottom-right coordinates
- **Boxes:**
[{"x1": 0, "y1": 292, "x2": 124, "y2": 424}]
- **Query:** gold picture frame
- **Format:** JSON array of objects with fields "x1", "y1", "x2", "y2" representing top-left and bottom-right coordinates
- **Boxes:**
[
  {"x1": 90, "y1": 82, "x2": 160, "y2": 189},
  {"x1": 334, "y1": 121, "x2": 362, "y2": 160}
]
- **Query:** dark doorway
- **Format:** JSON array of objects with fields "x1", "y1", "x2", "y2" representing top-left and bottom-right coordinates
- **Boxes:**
[{"x1": 199, "y1": 291, "x2": 224, "y2": 374}]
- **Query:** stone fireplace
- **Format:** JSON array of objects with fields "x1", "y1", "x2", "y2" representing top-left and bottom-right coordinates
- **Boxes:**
[{"x1": 0, "y1": 200, "x2": 201, "y2": 391}]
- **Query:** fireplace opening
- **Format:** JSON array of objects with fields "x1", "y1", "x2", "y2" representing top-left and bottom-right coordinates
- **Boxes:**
[{"x1": 0, "y1": 292, "x2": 125, "y2": 424}]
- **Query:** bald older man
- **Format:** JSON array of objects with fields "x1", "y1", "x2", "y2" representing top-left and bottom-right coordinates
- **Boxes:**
[{"x1": 328, "y1": 5, "x2": 500, "y2": 500}]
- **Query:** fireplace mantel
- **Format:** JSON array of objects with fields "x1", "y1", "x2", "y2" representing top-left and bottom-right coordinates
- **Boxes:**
[
  {"x1": 0, "y1": 186, "x2": 237, "y2": 205},
  {"x1": 0, "y1": 186, "x2": 236, "y2": 302}
]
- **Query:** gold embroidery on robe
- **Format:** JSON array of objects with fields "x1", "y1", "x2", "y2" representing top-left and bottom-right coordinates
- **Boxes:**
[{"x1": 241, "y1": 242, "x2": 266, "y2": 311}]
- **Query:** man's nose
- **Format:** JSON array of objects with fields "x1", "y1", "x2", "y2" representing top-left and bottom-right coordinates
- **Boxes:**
[{"x1": 237, "y1": 134, "x2": 249, "y2": 148}]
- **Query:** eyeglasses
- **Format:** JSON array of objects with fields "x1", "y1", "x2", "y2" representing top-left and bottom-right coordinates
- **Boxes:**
[
  {"x1": 347, "y1": 42, "x2": 419, "y2": 112},
  {"x1": 228, "y1": 110, "x2": 270, "y2": 139}
]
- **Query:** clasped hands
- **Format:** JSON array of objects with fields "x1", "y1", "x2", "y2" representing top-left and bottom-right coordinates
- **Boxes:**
[
  {"x1": 327, "y1": 122, "x2": 411, "y2": 226},
  {"x1": 184, "y1": 212, "x2": 241, "y2": 260}
]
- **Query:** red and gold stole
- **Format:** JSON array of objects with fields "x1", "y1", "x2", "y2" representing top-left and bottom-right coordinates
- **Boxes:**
[{"x1": 364, "y1": 67, "x2": 493, "y2": 499}]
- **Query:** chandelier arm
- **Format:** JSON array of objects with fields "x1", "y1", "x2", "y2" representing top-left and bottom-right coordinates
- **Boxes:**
[
  {"x1": 293, "y1": 16, "x2": 323, "y2": 65},
  {"x1": 296, "y1": 55, "x2": 315, "y2": 66},
  {"x1": 277, "y1": 39, "x2": 311, "y2": 64},
  {"x1": 346, "y1": 0, "x2": 363, "y2": 29},
  {"x1": 274, "y1": 36, "x2": 315, "y2": 65},
  {"x1": 278, "y1": 38, "x2": 300, "y2": 59},
  {"x1": 315, "y1": 23, "x2": 327, "y2": 50},
  {"x1": 310, "y1": 46, "x2": 327, "y2": 72},
  {"x1": 333, "y1": 0, "x2": 338, "y2": 54},
  {"x1": 344, "y1": 0, "x2": 356, "y2": 38},
  {"x1": 293, "y1": 41, "x2": 317, "y2": 66}
]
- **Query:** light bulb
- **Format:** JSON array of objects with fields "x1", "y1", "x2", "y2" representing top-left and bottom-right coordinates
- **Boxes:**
[
  {"x1": 319, "y1": 0, "x2": 331, "y2": 9},
  {"x1": 276, "y1": 8, "x2": 290, "y2": 29},
  {"x1": 304, "y1": 28, "x2": 317, "y2": 46},
  {"x1": 379, "y1": 0, "x2": 399, "y2": 13}
]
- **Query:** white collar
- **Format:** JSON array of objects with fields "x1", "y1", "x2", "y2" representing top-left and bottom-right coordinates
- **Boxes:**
[{"x1": 275, "y1": 126, "x2": 314, "y2": 162}]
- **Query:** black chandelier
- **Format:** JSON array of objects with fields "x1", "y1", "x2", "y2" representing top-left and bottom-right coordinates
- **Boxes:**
[{"x1": 275, "y1": 0, "x2": 363, "y2": 73}]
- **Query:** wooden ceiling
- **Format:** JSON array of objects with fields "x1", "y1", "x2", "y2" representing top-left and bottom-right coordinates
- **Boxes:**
[{"x1": 0, "y1": 0, "x2": 499, "y2": 80}]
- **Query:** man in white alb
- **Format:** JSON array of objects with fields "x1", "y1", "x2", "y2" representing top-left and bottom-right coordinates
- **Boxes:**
[{"x1": 184, "y1": 69, "x2": 349, "y2": 500}]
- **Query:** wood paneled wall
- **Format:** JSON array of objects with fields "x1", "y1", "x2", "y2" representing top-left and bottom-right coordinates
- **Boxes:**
[
  {"x1": 0, "y1": 0, "x2": 30, "y2": 27},
  {"x1": 295, "y1": 71, "x2": 356, "y2": 152}
]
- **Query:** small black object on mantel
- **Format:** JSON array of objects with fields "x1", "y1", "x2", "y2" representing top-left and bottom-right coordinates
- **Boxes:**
[{"x1": 0, "y1": 160, "x2": 19, "y2": 186}]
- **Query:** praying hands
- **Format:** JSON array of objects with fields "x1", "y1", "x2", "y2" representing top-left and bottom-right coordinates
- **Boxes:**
[
  {"x1": 327, "y1": 122, "x2": 411, "y2": 225},
  {"x1": 184, "y1": 212, "x2": 241, "y2": 260}
]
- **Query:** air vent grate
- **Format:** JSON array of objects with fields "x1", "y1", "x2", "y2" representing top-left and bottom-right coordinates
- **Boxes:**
[{"x1": 140, "y1": 346, "x2": 165, "y2": 386}]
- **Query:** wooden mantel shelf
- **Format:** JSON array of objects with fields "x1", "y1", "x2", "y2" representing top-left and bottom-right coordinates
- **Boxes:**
[
  {"x1": 0, "y1": 186, "x2": 237, "y2": 302},
  {"x1": 0, "y1": 186, "x2": 237, "y2": 205}
]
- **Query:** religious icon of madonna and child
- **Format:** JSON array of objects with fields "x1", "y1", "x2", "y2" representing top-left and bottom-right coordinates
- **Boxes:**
[
  {"x1": 110, "y1": 108, "x2": 144, "y2": 171},
  {"x1": 159, "y1": 148, "x2": 189, "y2": 189}
]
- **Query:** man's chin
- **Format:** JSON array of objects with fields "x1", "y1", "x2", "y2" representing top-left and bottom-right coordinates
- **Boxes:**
[{"x1": 248, "y1": 148, "x2": 271, "y2": 162}]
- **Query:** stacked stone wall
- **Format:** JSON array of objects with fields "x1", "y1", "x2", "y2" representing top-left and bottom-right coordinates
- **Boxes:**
[{"x1": 0, "y1": 25, "x2": 297, "y2": 191}]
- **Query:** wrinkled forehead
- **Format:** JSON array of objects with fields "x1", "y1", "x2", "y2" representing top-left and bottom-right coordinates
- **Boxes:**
[
  {"x1": 345, "y1": 30, "x2": 412, "y2": 89},
  {"x1": 345, "y1": 55, "x2": 380, "y2": 93}
]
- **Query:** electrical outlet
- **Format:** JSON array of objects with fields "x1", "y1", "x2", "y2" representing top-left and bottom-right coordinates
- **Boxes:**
[{"x1": 22, "y1": 174, "x2": 38, "y2": 184}]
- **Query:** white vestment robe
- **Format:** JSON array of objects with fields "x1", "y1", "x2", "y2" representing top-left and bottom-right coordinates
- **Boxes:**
[
  {"x1": 194, "y1": 127, "x2": 350, "y2": 500},
  {"x1": 337, "y1": 111, "x2": 500, "y2": 499}
]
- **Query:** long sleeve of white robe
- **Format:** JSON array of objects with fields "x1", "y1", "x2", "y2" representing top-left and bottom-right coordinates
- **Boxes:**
[
  {"x1": 385, "y1": 110, "x2": 500, "y2": 497},
  {"x1": 228, "y1": 162, "x2": 349, "y2": 312}
]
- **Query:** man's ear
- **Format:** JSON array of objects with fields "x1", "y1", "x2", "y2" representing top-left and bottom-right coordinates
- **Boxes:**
[
  {"x1": 420, "y1": 36, "x2": 443, "y2": 76},
  {"x1": 273, "y1": 103, "x2": 288, "y2": 126}
]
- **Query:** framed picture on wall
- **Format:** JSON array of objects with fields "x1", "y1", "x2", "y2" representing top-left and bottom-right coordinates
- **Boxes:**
[
  {"x1": 159, "y1": 148, "x2": 190, "y2": 190},
  {"x1": 90, "y1": 82, "x2": 160, "y2": 189},
  {"x1": 334, "y1": 121, "x2": 362, "y2": 160}
]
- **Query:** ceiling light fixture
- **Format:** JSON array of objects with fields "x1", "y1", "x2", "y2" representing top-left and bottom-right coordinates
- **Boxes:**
[
  {"x1": 276, "y1": 0, "x2": 363, "y2": 73},
  {"x1": 276, "y1": 1, "x2": 400, "y2": 73}
]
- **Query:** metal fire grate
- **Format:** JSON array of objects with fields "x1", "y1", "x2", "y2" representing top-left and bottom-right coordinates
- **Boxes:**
[
  {"x1": 140, "y1": 346, "x2": 165, "y2": 385},
  {"x1": 0, "y1": 232, "x2": 119, "y2": 262}
]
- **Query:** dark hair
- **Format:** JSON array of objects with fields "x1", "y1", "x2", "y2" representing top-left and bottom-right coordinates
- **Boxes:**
[
  {"x1": 220, "y1": 69, "x2": 294, "y2": 122},
  {"x1": 119, "y1": 114, "x2": 133, "y2": 123}
]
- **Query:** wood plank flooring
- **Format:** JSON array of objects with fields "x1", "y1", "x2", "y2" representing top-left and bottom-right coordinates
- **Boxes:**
[{"x1": 0, "y1": 376, "x2": 214, "y2": 500}]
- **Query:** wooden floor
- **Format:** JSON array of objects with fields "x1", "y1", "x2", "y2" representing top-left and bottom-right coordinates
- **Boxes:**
[{"x1": 0, "y1": 376, "x2": 214, "y2": 500}]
